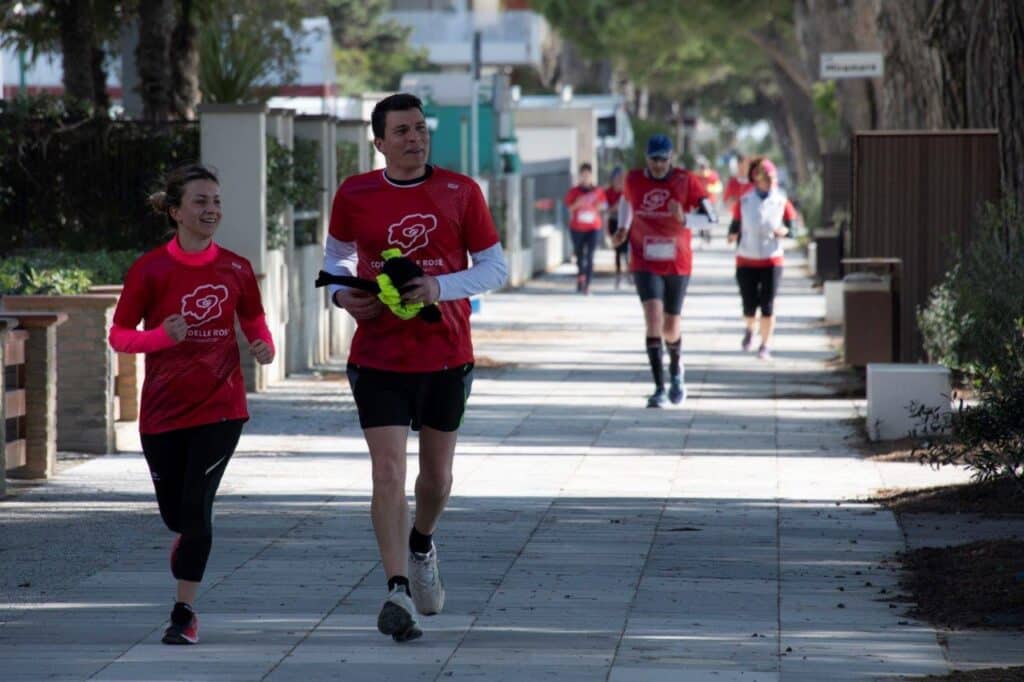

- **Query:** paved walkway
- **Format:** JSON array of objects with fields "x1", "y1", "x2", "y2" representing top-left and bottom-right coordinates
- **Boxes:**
[{"x1": 0, "y1": 232, "x2": 982, "y2": 681}]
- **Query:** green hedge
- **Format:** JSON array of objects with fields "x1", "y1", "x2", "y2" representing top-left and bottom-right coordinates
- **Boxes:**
[{"x1": 0, "y1": 249, "x2": 138, "y2": 295}]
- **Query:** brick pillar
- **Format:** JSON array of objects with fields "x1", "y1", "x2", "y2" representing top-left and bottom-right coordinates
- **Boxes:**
[
  {"x1": 1, "y1": 296, "x2": 117, "y2": 454},
  {"x1": 0, "y1": 312, "x2": 66, "y2": 480},
  {"x1": 90, "y1": 285, "x2": 142, "y2": 422},
  {"x1": 0, "y1": 319, "x2": 6, "y2": 497}
]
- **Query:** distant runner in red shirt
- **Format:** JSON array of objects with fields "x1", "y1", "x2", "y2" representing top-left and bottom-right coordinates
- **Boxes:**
[
  {"x1": 323, "y1": 93, "x2": 507, "y2": 643},
  {"x1": 722, "y1": 155, "x2": 753, "y2": 213},
  {"x1": 604, "y1": 166, "x2": 628, "y2": 288},
  {"x1": 612, "y1": 134, "x2": 716, "y2": 408},
  {"x1": 564, "y1": 162, "x2": 607, "y2": 294},
  {"x1": 694, "y1": 156, "x2": 723, "y2": 244},
  {"x1": 727, "y1": 156, "x2": 797, "y2": 359},
  {"x1": 109, "y1": 163, "x2": 275, "y2": 646}
]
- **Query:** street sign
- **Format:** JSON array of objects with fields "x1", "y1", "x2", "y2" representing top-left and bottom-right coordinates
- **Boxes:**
[{"x1": 820, "y1": 52, "x2": 884, "y2": 79}]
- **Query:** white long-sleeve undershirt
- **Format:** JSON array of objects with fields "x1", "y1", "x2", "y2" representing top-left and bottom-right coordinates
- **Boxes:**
[{"x1": 322, "y1": 235, "x2": 508, "y2": 304}]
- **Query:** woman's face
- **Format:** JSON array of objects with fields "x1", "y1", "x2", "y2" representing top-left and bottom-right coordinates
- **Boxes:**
[
  {"x1": 754, "y1": 171, "x2": 773, "y2": 193},
  {"x1": 611, "y1": 173, "x2": 624, "y2": 190},
  {"x1": 170, "y1": 179, "x2": 221, "y2": 240}
]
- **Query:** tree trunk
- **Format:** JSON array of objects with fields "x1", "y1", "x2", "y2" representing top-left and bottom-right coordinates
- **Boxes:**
[
  {"x1": 769, "y1": 62, "x2": 821, "y2": 186},
  {"x1": 877, "y1": 0, "x2": 948, "y2": 129},
  {"x1": 793, "y1": 0, "x2": 883, "y2": 146},
  {"x1": 91, "y1": 46, "x2": 110, "y2": 117},
  {"x1": 963, "y1": 0, "x2": 1024, "y2": 205},
  {"x1": 169, "y1": 0, "x2": 201, "y2": 120},
  {"x1": 136, "y1": 0, "x2": 175, "y2": 121},
  {"x1": 54, "y1": 0, "x2": 96, "y2": 108}
]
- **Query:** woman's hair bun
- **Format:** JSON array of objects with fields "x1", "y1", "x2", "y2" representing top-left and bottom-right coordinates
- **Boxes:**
[{"x1": 148, "y1": 191, "x2": 169, "y2": 213}]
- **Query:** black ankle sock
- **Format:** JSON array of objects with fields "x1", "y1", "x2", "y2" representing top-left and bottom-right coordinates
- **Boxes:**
[
  {"x1": 646, "y1": 337, "x2": 664, "y2": 390},
  {"x1": 666, "y1": 339, "x2": 682, "y2": 378},
  {"x1": 388, "y1": 576, "x2": 411, "y2": 595},
  {"x1": 171, "y1": 601, "x2": 194, "y2": 625},
  {"x1": 409, "y1": 526, "x2": 433, "y2": 555}
]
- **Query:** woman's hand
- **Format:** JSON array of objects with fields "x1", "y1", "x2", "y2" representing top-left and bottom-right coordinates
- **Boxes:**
[
  {"x1": 773, "y1": 226, "x2": 789, "y2": 237},
  {"x1": 249, "y1": 339, "x2": 274, "y2": 365},
  {"x1": 611, "y1": 227, "x2": 629, "y2": 247},
  {"x1": 334, "y1": 289, "x2": 386, "y2": 320},
  {"x1": 162, "y1": 314, "x2": 188, "y2": 343}
]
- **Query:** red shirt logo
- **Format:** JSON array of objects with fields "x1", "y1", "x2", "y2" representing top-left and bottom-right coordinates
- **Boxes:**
[
  {"x1": 387, "y1": 213, "x2": 437, "y2": 255},
  {"x1": 640, "y1": 189, "x2": 670, "y2": 214},
  {"x1": 181, "y1": 284, "x2": 228, "y2": 327}
]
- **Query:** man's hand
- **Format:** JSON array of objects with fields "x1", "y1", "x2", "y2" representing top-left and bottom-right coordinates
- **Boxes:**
[
  {"x1": 611, "y1": 227, "x2": 629, "y2": 247},
  {"x1": 334, "y1": 289, "x2": 386, "y2": 320},
  {"x1": 727, "y1": 233, "x2": 739, "y2": 244},
  {"x1": 162, "y1": 314, "x2": 188, "y2": 343},
  {"x1": 399, "y1": 275, "x2": 440, "y2": 306},
  {"x1": 773, "y1": 226, "x2": 789, "y2": 238},
  {"x1": 249, "y1": 339, "x2": 274, "y2": 365}
]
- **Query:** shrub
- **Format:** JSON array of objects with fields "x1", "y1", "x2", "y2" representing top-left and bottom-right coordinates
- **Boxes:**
[
  {"x1": 917, "y1": 197, "x2": 1024, "y2": 388},
  {"x1": 0, "y1": 249, "x2": 138, "y2": 295}
]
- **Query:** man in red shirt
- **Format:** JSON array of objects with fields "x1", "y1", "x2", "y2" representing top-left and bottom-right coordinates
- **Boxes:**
[
  {"x1": 323, "y1": 93, "x2": 508, "y2": 642},
  {"x1": 564, "y1": 162, "x2": 607, "y2": 294},
  {"x1": 612, "y1": 134, "x2": 715, "y2": 407}
]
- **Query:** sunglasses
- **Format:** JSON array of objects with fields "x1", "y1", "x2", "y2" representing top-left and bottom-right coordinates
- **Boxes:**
[{"x1": 647, "y1": 155, "x2": 670, "y2": 161}]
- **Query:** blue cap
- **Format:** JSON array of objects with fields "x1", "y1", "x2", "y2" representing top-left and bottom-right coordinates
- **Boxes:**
[{"x1": 646, "y1": 134, "x2": 673, "y2": 158}]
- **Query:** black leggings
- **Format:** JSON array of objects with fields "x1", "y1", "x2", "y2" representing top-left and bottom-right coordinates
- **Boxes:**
[
  {"x1": 736, "y1": 266, "x2": 783, "y2": 317},
  {"x1": 141, "y1": 419, "x2": 244, "y2": 582},
  {"x1": 570, "y1": 229, "x2": 600, "y2": 287}
]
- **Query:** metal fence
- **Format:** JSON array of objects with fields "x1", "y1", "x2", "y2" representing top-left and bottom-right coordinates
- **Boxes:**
[
  {"x1": 0, "y1": 119, "x2": 199, "y2": 254},
  {"x1": 851, "y1": 130, "x2": 1002, "y2": 361}
]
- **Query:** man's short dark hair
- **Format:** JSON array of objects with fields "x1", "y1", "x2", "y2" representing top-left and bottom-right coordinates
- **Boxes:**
[
  {"x1": 371, "y1": 93, "x2": 425, "y2": 139},
  {"x1": 579, "y1": 162, "x2": 593, "y2": 173}
]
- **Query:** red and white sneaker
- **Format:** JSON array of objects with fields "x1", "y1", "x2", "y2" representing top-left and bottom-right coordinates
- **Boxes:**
[{"x1": 162, "y1": 602, "x2": 199, "y2": 645}]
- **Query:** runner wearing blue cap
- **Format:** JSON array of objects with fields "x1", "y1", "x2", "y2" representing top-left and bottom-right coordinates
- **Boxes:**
[{"x1": 612, "y1": 134, "x2": 717, "y2": 407}]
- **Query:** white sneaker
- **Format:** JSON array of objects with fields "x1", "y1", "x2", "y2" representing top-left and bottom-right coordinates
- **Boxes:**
[
  {"x1": 377, "y1": 586, "x2": 422, "y2": 642},
  {"x1": 409, "y1": 544, "x2": 446, "y2": 615}
]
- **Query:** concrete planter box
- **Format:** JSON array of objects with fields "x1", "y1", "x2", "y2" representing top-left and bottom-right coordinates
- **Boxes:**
[{"x1": 866, "y1": 363, "x2": 952, "y2": 441}]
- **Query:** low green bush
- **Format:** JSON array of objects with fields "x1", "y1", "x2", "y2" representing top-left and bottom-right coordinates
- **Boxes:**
[{"x1": 0, "y1": 249, "x2": 138, "y2": 295}]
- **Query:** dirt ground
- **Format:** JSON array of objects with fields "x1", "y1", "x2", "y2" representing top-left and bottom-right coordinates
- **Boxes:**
[
  {"x1": 900, "y1": 667, "x2": 1024, "y2": 681},
  {"x1": 874, "y1": 477, "x2": 1024, "y2": 516}
]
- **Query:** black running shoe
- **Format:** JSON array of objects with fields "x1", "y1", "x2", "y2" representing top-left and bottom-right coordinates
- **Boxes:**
[{"x1": 162, "y1": 602, "x2": 199, "y2": 645}]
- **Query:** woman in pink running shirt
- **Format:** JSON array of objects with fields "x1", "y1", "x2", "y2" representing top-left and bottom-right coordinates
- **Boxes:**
[{"x1": 108, "y1": 163, "x2": 274, "y2": 645}]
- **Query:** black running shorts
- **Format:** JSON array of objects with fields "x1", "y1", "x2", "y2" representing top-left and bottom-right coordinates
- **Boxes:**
[
  {"x1": 633, "y1": 271, "x2": 690, "y2": 316},
  {"x1": 346, "y1": 363, "x2": 474, "y2": 432}
]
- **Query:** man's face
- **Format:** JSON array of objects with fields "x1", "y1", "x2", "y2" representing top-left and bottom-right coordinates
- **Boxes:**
[
  {"x1": 375, "y1": 108, "x2": 429, "y2": 172},
  {"x1": 579, "y1": 169, "x2": 593, "y2": 186},
  {"x1": 646, "y1": 155, "x2": 671, "y2": 178}
]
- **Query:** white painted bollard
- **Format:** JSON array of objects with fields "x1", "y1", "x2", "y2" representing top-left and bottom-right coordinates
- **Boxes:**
[
  {"x1": 824, "y1": 280, "x2": 844, "y2": 323},
  {"x1": 807, "y1": 242, "x2": 818, "y2": 277},
  {"x1": 866, "y1": 364, "x2": 952, "y2": 441}
]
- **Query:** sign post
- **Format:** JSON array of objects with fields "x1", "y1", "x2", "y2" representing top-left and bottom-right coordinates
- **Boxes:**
[{"x1": 820, "y1": 52, "x2": 884, "y2": 80}]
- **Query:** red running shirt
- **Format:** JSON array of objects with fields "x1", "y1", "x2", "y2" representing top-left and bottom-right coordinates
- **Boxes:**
[
  {"x1": 113, "y1": 241, "x2": 266, "y2": 434},
  {"x1": 723, "y1": 177, "x2": 752, "y2": 206},
  {"x1": 328, "y1": 166, "x2": 500, "y2": 373},
  {"x1": 564, "y1": 185, "x2": 608, "y2": 232},
  {"x1": 624, "y1": 168, "x2": 709, "y2": 276}
]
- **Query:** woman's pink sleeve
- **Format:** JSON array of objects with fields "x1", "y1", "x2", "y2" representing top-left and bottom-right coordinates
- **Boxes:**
[
  {"x1": 109, "y1": 325, "x2": 177, "y2": 354},
  {"x1": 239, "y1": 314, "x2": 275, "y2": 352}
]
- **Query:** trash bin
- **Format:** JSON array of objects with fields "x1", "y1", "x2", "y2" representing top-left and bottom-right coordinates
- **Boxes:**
[
  {"x1": 814, "y1": 228, "x2": 842, "y2": 282},
  {"x1": 841, "y1": 258, "x2": 902, "y2": 366}
]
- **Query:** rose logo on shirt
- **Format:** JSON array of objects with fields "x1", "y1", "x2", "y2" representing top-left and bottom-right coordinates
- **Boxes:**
[
  {"x1": 387, "y1": 213, "x2": 437, "y2": 255},
  {"x1": 181, "y1": 284, "x2": 228, "y2": 327},
  {"x1": 640, "y1": 189, "x2": 671, "y2": 213}
]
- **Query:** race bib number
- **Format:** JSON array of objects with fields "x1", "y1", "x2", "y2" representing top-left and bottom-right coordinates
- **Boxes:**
[
  {"x1": 643, "y1": 237, "x2": 676, "y2": 261},
  {"x1": 577, "y1": 210, "x2": 597, "y2": 224}
]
